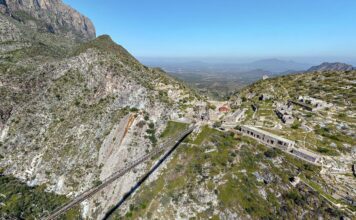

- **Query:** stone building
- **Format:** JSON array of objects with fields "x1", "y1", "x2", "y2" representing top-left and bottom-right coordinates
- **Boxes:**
[
  {"x1": 240, "y1": 125, "x2": 295, "y2": 151},
  {"x1": 275, "y1": 102, "x2": 294, "y2": 124},
  {"x1": 259, "y1": 94, "x2": 273, "y2": 101},
  {"x1": 290, "y1": 148, "x2": 320, "y2": 163},
  {"x1": 240, "y1": 125, "x2": 321, "y2": 164},
  {"x1": 292, "y1": 96, "x2": 333, "y2": 111}
]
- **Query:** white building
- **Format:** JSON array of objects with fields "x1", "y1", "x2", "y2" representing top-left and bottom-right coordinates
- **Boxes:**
[
  {"x1": 291, "y1": 148, "x2": 320, "y2": 163},
  {"x1": 240, "y1": 125, "x2": 321, "y2": 164},
  {"x1": 241, "y1": 125, "x2": 295, "y2": 151}
]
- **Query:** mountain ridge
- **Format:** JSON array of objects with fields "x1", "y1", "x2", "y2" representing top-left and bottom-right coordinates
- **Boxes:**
[{"x1": 308, "y1": 62, "x2": 354, "y2": 72}]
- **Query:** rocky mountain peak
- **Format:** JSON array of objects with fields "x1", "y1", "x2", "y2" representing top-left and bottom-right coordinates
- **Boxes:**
[{"x1": 0, "y1": 0, "x2": 96, "y2": 40}]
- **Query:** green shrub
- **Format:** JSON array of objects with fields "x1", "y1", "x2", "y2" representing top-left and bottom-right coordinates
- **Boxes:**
[
  {"x1": 213, "y1": 121, "x2": 222, "y2": 128},
  {"x1": 291, "y1": 122, "x2": 300, "y2": 129},
  {"x1": 264, "y1": 149, "x2": 277, "y2": 158}
]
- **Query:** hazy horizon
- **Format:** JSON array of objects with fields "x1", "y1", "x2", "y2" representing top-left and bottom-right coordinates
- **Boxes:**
[
  {"x1": 138, "y1": 56, "x2": 356, "y2": 66},
  {"x1": 64, "y1": 0, "x2": 356, "y2": 63}
]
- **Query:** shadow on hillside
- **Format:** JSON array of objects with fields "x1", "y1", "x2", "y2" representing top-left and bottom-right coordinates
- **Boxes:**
[{"x1": 102, "y1": 135, "x2": 189, "y2": 220}]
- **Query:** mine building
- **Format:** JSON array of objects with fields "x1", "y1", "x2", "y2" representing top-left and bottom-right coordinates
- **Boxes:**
[
  {"x1": 291, "y1": 96, "x2": 333, "y2": 112},
  {"x1": 275, "y1": 102, "x2": 294, "y2": 124},
  {"x1": 240, "y1": 125, "x2": 295, "y2": 151},
  {"x1": 290, "y1": 148, "x2": 320, "y2": 163},
  {"x1": 240, "y1": 125, "x2": 321, "y2": 165},
  {"x1": 259, "y1": 94, "x2": 273, "y2": 101}
]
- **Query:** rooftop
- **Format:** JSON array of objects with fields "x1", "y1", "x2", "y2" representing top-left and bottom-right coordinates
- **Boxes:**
[
  {"x1": 292, "y1": 147, "x2": 320, "y2": 159},
  {"x1": 242, "y1": 125, "x2": 295, "y2": 144}
]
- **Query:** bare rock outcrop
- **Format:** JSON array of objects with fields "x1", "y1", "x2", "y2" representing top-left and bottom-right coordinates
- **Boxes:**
[{"x1": 0, "y1": 0, "x2": 95, "y2": 40}]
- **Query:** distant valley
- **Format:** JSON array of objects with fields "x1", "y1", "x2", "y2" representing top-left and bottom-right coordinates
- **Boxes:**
[
  {"x1": 141, "y1": 58, "x2": 355, "y2": 99},
  {"x1": 141, "y1": 58, "x2": 310, "y2": 99}
]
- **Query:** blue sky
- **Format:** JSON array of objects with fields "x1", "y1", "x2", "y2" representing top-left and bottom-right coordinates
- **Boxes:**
[{"x1": 64, "y1": 0, "x2": 356, "y2": 63}]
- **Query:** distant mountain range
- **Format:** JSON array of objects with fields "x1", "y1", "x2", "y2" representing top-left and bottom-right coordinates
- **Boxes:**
[
  {"x1": 246, "y1": 59, "x2": 311, "y2": 73},
  {"x1": 141, "y1": 58, "x2": 311, "y2": 74},
  {"x1": 308, "y1": 62, "x2": 354, "y2": 72}
]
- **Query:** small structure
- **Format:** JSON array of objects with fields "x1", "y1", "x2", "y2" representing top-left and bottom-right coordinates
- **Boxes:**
[
  {"x1": 259, "y1": 94, "x2": 273, "y2": 101},
  {"x1": 223, "y1": 108, "x2": 247, "y2": 128},
  {"x1": 218, "y1": 105, "x2": 230, "y2": 113},
  {"x1": 275, "y1": 102, "x2": 294, "y2": 124},
  {"x1": 290, "y1": 148, "x2": 320, "y2": 163},
  {"x1": 262, "y1": 75, "x2": 269, "y2": 80},
  {"x1": 291, "y1": 96, "x2": 333, "y2": 112},
  {"x1": 240, "y1": 125, "x2": 295, "y2": 151}
]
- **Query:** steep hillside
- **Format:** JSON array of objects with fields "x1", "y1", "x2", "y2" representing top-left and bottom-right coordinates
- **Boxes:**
[
  {"x1": 0, "y1": 2, "x2": 201, "y2": 219},
  {"x1": 108, "y1": 70, "x2": 355, "y2": 219}
]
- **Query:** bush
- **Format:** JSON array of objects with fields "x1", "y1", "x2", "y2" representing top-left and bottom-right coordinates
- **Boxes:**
[
  {"x1": 264, "y1": 149, "x2": 277, "y2": 158},
  {"x1": 0, "y1": 175, "x2": 80, "y2": 219},
  {"x1": 130, "y1": 107, "x2": 139, "y2": 112},
  {"x1": 291, "y1": 122, "x2": 300, "y2": 129},
  {"x1": 148, "y1": 122, "x2": 155, "y2": 129},
  {"x1": 93, "y1": 180, "x2": 102, "y2": 186},
  {"x1": 213, "y1": 121, "x2": 222, "y2": 128},
  {"x1": 284, "y1": 190, "x2": 305, "y2": 205}
]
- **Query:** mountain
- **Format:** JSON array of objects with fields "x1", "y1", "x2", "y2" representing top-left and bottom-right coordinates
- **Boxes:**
[
  {"x1": 308, "y1": 62, "x2": 354, "y2": 72},
  {"x1": 0, "y1": 1, "x2": 200, "y2": 218},
  {"x1": 142, "y1": 58, "x2": 310, "y2": 74},
  {"x1": 246, "y1": 58, "x2": 310, "y2": 73},
  {"x1": 0, "y1": 0, "x2": 95, "y2": 40}
]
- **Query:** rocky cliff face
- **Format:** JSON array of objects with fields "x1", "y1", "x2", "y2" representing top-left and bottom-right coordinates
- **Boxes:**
[{"x1": 0, "y1": 0, "x2": 95, "y2": 40}]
